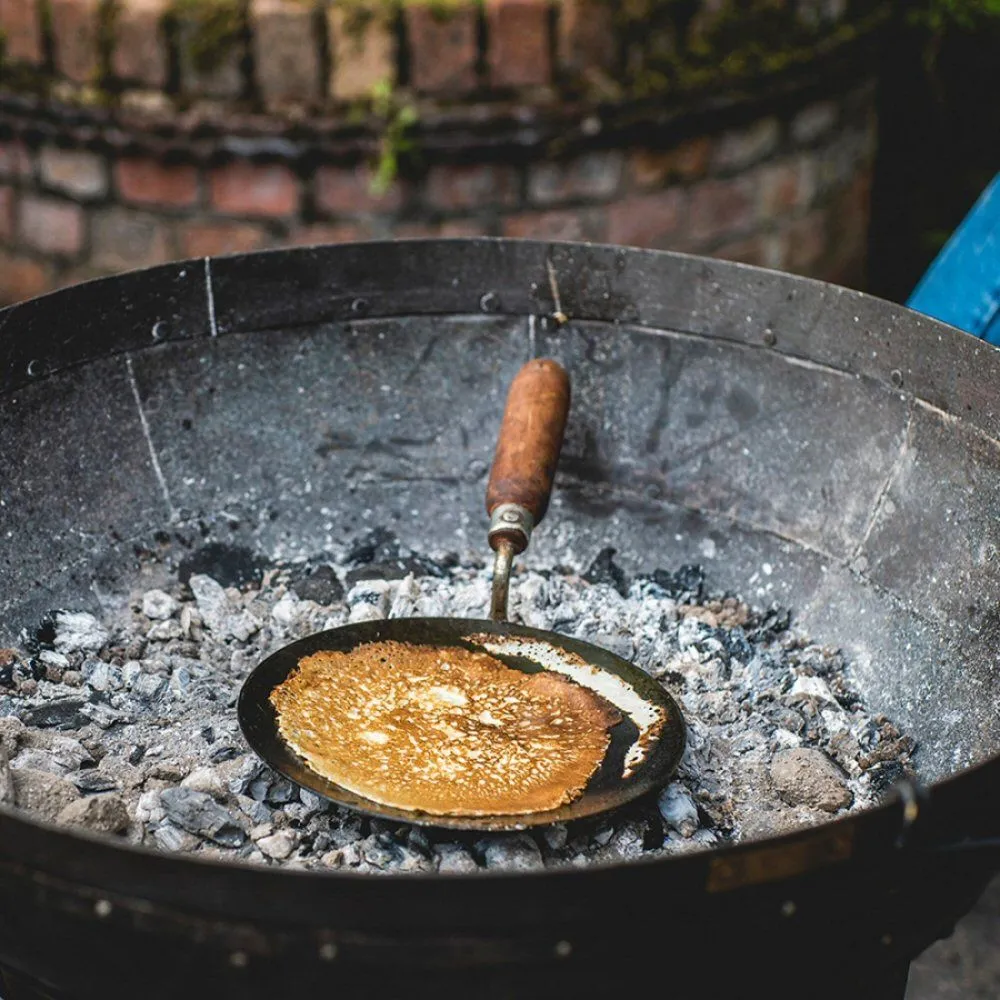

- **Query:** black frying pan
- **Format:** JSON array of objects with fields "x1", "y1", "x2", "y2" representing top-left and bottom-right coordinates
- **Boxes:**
[{"x1": 237, "y1": 359, "x2": 685, "y2": 831}]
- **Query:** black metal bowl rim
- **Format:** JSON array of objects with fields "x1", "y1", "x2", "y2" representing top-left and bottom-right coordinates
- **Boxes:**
[
  {"x1": 0, "y1": 754, "x2": 995, "y2": 889},
  {"x1": 1, "y1": 238, "x2": 998, "y2": 897}
]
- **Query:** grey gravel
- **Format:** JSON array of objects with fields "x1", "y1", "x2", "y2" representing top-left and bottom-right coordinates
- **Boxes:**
[{"x1": 0, "y1": 538, "x2": 916, "y2": 873}]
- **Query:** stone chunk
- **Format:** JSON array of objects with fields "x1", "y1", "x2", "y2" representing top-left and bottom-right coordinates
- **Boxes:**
[
  {"x1": 142, "y1": 589, "x2": 179, "y2": 620},
  {"x1": 56, "y1": 794, "x2": 130, "y2": 835},
  {"x1": 0, "y1": 716, "x2": 26, "y2": 757},
  {"x1": 479, "y1": 834, "x2": 543, "y2": 871},
  {"x1": 258, "y1": 829, "x2": 296, "y2": 860},
  {"x1": 657, "y1": 782, "x2": 700, "y2": 837},
  {"x1": 53, "y1": 610, "x2": 109, "y2": 654},
  {"x1": 12, "y1": 768, "x2": 81, "y2": 821},
  {"x1": 0, "y1": 747, "x2": 14, "y2": 805},
  {"x1": 770, "y1": 747, "x2": 852, "y2": 813},
  {"x1": 189, "y1": 574, "x2": 260, "y2": 641}
]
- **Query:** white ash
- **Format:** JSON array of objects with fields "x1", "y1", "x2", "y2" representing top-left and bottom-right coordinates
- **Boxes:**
[{"x1": 0, "y1": 538, "x2": 917, "y2": 874}]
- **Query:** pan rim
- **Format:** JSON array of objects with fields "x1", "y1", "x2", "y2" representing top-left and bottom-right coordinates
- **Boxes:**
[{"x1": 236, "y1": 615, "x2": 686, "y2": 832}]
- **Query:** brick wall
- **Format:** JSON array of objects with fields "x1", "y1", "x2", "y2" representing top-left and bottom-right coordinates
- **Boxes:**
[{"x1": 0, "y1": 0, "x2": 885, "y2": 305}]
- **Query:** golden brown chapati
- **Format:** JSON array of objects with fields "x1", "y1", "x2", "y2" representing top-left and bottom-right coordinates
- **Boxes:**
[{"x1": 269, "y1": 640, "x2": 621, "y2": 816}]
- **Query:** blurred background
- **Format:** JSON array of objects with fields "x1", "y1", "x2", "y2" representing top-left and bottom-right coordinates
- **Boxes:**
[
  {"x1": 0, "y1": 0, "x2": 998, "y2": 993},
  {"x1": 1, "y1": 0, "x2": 996, "y2": 308}
]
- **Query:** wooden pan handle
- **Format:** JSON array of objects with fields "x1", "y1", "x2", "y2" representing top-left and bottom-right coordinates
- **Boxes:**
[{"x1": 486, "y1": 358, "x2": 570, "y2": 553}]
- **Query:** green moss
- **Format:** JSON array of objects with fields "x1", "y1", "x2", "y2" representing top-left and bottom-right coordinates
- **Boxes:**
[
  {"x1": 368, "y1": 75, "x2": 420, "y2": 195},
  {"x1": 173, "y1": 0, "x2": 243, "y2": 76},
  {"x1": 586, "y1": 0, "x2": 891, "y2": 102}
]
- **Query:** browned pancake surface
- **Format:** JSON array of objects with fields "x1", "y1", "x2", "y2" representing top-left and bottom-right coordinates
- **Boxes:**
[{"x1": 269, "y1": 640, "x2": 620, "y2": 816}]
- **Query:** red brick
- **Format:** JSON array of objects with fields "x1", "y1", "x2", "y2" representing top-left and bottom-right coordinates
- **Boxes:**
[
  {"x1": 528, "y1": 151, "x2": 623, "y2": 205},
  {"x1": 425, "y1": 163, "x2": 520, "y2": 211},
  {"x1": 0, "y1": 251, "x2": 52, "y2": 305},
  {"x1": 0, "y1": 187, "x2": 15, "y2": 242},
  {"x1": 607, "y1": 190, "x2": 685, "y2": 249},
  {"x1": 406, "y1": 3, "x2": 479, "y2": 95},
  {"x1": 328, "y1": 4, "x2": 396, "y2": 101},
  {"x1": 0, "y1": 0, "x2": 44, "y2": 65},
  {"x1": 315, "y1": 164, "x2": 405, "y2": 215},
  {"x1": 92, "y1": 207, "x2": 173, "y2": 269},
  {"x1": 557, "y1": 0, "x2": 616, "y2": 77},
  {"x1": 180, "y1": 221, "x2": 272, "y2": 257},
  {"x1": 0, "y1": 140, "x2": 34, "y2": 181},
  {"x1": 689, "y1": 176, "x2": 756, "y2": 243},
  {"x1": 826, "y1": 167, "x2": 871, "y2": 278},
  {"x1": 39, "y1": 147, "x2": 108, "y2": 200},
  {"x1": 286, "y1": 222, "x2": 373, "y2": 247},
  {"x1": 486, "y1": 0, "x2": 551, "y2": 89},
  {"x1": 18, "y1": 196, "x2": 85, "y2": 256},
  {"x1": 116, "y1": 158, "x2": 200, "y2": 208},
  {"x1": 209, "y1": 161, "x2": 300, "y2": 217},
  {"x1": 791, "y1": 100, "x2": 838, "y2": 145},
  {"x1": 502, "y1": 207, "x2": 605, "y2": 242},
  {"x1": 629, "y1": 138, "x2": 712, "y2": 190},
  {"x1": 50, "y1": 0, "x2": 102, "y2": 84},
  {"x1": 756, "y1": 160, "x2": 803, "y2": 218},
  {"x1": 786, "y1": 209, "x2": 828, "y2": 274},
  {"x1": 251, "y1": 0, "x2": 321, "y2": 106},
  {"x1": 710, "y1": 117, "x2": 780, "y2": 173},
  {"x1": 112, "y1": 0, "x2": 169, "y2": 88}
]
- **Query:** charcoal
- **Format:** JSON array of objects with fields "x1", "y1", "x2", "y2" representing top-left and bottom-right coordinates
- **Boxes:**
[
  {"x1": 154, "y1": 823, "x2": 200, "y2": 852},
  {"x1": 345, "y1": 527, "x2": 400, "y2": 566},
  {"x1": 717, "y1": 627, "x2": 754, "y2": 663},
  {"x1": 289, "y1": 564, "x2": 344, "y2": 605},
  {"x1": 20, "y1": 699, "x2": 90, "y2": 730},
  {"x1": 583, "y1": 547, "x2": 628, "y2": 596},
  {"x1": 70, "y1": 771, "x2": 121, "y2": 794},
  {"x1": 178, "y1": 543, "x2": 267, "y2": 588},
  {"x1": 651, "y1": 564, "x2": 705, "y2": 602},
  {"x1": 160, "y1": 788, "x2": 247, "y2": 846},
  {"x1": 0, "y1": 529, "x2": 913, "y2": 874}
]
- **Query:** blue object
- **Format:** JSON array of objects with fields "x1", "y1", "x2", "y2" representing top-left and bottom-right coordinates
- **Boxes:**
[{"x1": 907, "y1": 172, "x2": 1000, "y2": 345}]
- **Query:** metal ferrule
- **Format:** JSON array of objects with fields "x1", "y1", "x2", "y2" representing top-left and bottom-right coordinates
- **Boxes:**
[
  {"x1": 487, "y1": 503, "x2": 534, "y2": 553},
  {"x1": 488, "y1": 504, "x2": 534, "y2": 622}
]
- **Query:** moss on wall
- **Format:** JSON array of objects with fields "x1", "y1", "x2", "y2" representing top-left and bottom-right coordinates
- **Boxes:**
[{"x1": 172, "y1": 0, "x2": 244, "y2": 76}]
